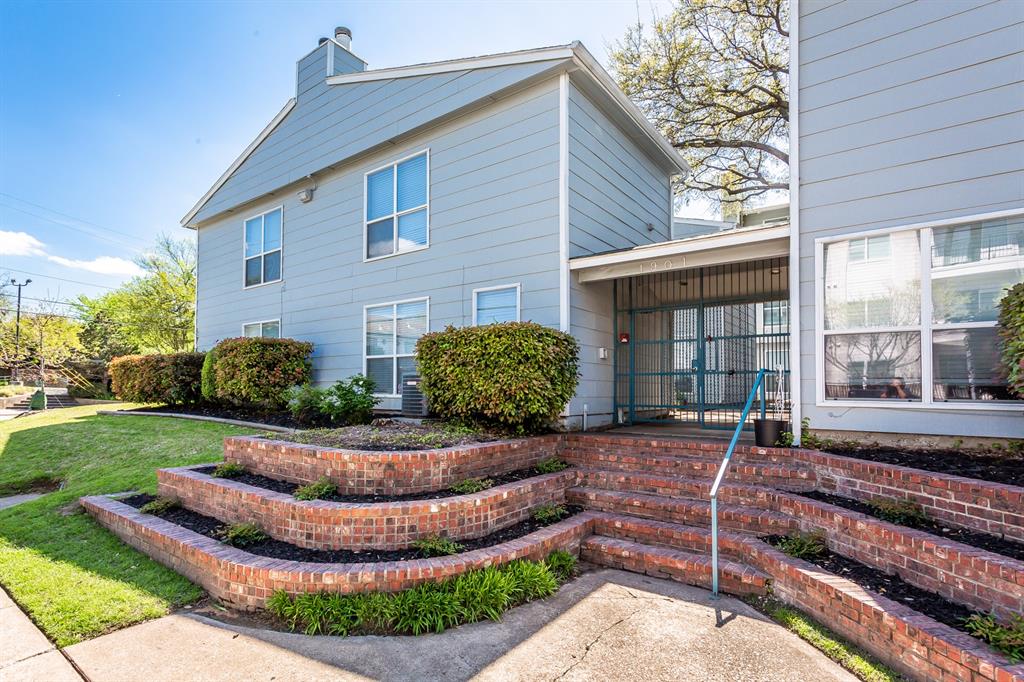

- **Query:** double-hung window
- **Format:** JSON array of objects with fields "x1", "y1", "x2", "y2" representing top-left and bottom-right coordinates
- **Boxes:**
[
  {"x1": 365, "y1": 151, "x2": 428, "y2": 260},
  {"x1": 242, "y1": 320, "x2": 280, "y2": 338},
  {"x1": 364, "y1": 298, "x2": 428, "y2": 395},
  {"x1": 244, "y1": 207, "x2": 282, "y2": 287},
  {"x1": 819, "y1": 212, "x2": 1023, "y2": 405},
  {"x1": 473, "y1": 284, "x2": 520, "y2": 325}
]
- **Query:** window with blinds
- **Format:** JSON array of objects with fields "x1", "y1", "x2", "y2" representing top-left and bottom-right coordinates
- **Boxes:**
[
  {"x1": 365, "y1": 151, "x2": 428, "y2": 260},
  {"x1": 473, "y1": 285, "x2": 520, "y2": 325}
]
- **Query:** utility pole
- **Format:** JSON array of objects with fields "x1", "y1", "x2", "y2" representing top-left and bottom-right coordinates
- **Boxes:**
[{"x1": 10, "y1": 278, "x2": 31, "y2": 382}]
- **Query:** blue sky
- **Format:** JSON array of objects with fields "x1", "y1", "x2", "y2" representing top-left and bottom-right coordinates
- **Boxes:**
[{"x1": 0, "y1": 0, "x2": 672, "y2": 307}]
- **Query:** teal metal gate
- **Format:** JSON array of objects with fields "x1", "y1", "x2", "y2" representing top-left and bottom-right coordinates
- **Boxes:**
[{"x1": 614, "y1": 258, "x2": 790, "y2": 430}]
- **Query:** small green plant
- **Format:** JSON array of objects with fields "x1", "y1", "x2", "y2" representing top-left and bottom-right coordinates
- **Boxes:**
[
  {"x1": 503, "y1": 559, "x2": 559, "y2": 602},
  {"x1": 951, "y1": 438, "x2": 964, "y2": 450},
  {"x1": 412, "y1": 535, "x2": 464, "y2": 557},
  {"x1": 138, "y1": 497, "x2": 179, "y2": 516},
  {"x1": 293, "y1": 477, "x2": 336, "y2": 501},
  {"x1": 545, "y1": 550, "x2": 578, "y2": 582},
  {"x1": 536, "y1": 457, "x2": 569, "y2": 474},
  {"x1": 445, "y1": 564, "x2": 515, "y2": 622},
  {"x1": 798, "y1": 417, "x2": 836, "y2": 451},
  {"x1": 869, "y1": 498, "x2": 927, "y2": 527},
  {"x1": 216, "y1": 522, "x2": 268, "y2": 548},
  {"x1": 775, "y1": 531, "x2": 828, "y2": 561},
  {"x1": 531, "y1": 504, "x2": 569, "y2": 524},
  {"x1": 286, "y1": 375, "x2": 379, "y2": 427},
  {"x1": 965, "y1": 613, "x2": 1024, "y2": 663},
  {"x1": 392, "y1": 583, "x2": 463, "y2": 635},
  {"x1": 775, "y1": 430, "x2": 795, "y2": 447},
  {"x1": 449, "y1": 477, "x2": 494, "y2": 494},
  {"x1": 211, "y1": 462, "x2": 246, "y2": 479}
]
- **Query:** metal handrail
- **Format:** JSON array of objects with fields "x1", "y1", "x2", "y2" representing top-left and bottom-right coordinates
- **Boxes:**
[{"x1": 710, "y1": 367, "x2": 768, "y2": 597}]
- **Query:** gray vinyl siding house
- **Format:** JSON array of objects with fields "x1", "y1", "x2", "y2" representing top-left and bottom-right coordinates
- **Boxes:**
[
  {"x1": 793, "y1": 0, "x2": 1024, "y2": 439},
  {"x1": 185, "y1": 37, "x2": 683, "y2": 423}
]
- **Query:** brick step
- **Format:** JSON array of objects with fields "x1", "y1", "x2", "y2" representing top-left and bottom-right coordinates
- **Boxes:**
[
  {"x1": 578, "y1": 469, "x2": 778, "y2": 505},
  {"x1": 580, "y1": 535, "x2": 768, "y2": 596},
  {"x1": 567, "y1": 487, "x2": 798, "y2": 534},
  {"x1": 589, "y1": 512, "x2": 755, "y2": 561},
  {"x1": 563, "y1": 449, "x2": 815, "y2": 489},
  {"x1": 565, "y1": 435, "x2": 799, "y2": 464},
  {"x1": 158, "y1": 464, "x2": 575, "y2": 550}
]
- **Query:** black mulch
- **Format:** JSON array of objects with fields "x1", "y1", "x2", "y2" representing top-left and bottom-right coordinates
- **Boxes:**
[
  {"x1": 193, "y1": 465, "x2": 566, "y2": 503},
  {"x1": 798, "y1": 490, "x2": 1024, "y2": 562},
  {"x1": 127, "y1": 404, "x2": 301, "y2": 429},
  {"x1": 819, "y1": 443, "x2": 1024, "y2": 487},
  {"x1": 121, "y1": 493, "x2": 582, "y2": 564},
  {"x1": 763, "y1": 535, "x2": 979, "y2": 634}
]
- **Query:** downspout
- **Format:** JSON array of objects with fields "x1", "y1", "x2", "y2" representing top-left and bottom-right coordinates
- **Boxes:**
[{"x1": 788, "y1": 0, "x2": 802, "y2": 445}]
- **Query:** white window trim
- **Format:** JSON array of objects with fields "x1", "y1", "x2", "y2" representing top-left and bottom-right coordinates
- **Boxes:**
[
  {"x1": 362, "y1": 296, "x2": 430, "y2": 398},
  {"x1": 814, "y1": 207, "x2": 1024, "y2": 412},
  {"x1": 241, "y1": 319, "x2": 281, "y2": 338},
  {"x1": 362, "y1": 149, "x2": 430, "y2": 263},
  {"x1": 472, "y1": 283, "x2": 521, "y2": 326},
  {"x1": 242, "y1": 205, "x2": 284, "y2": 289}
]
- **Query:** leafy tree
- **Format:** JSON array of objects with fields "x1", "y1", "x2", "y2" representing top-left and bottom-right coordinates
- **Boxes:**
[
  {"x1": 611, "y1": 0, "x2": 789, "y2": 207},
  {"x1": 78, "y1": 235, "x2": 196, "y2": 354},
  {"x1": 0, "y1": 302, "x2": 83, "y2": 383}
]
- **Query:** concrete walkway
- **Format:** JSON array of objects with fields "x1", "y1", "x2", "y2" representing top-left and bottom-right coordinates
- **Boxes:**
[
  {"x1": 64, "y1": 569, "x2": 854, "y2": 682},
  {"x1": 0, "y1": 589, "x2": 82, "y2": 682}
]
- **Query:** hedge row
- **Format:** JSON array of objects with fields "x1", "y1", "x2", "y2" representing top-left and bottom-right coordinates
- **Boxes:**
[
  {"x1": 109, "y1": 353, "x2": 205, "y2": 405},
  {"x1": 999, "y1": 281, "x2": 1024, "y2": 398}
]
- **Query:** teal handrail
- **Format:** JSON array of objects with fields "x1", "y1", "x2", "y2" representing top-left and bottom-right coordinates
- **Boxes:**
[{"x1": 710, "y1": 367, "x2": 768, "y2": 597}]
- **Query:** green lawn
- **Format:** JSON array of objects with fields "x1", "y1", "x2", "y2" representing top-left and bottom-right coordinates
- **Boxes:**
[{"x1": 0, "y1": 405, "x2": 256, "y2": 646}]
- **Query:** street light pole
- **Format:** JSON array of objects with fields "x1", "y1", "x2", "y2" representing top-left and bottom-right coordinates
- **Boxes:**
[{"x1": 10, "y1": 278, "x2": 31, "y2": 382}]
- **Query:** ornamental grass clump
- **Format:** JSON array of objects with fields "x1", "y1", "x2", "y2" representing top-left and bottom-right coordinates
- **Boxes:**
[
  {"x1": 293, "y1": 477, "x2": 336, "y2": 501},
  {"x1": 266, "y1": 551, "x2": 576, "y2": 637},
  {"x1": 416, "y1": 322, "x2": 579, "y2": 434}
]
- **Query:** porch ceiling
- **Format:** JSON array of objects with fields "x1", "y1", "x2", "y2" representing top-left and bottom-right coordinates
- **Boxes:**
[{"x1": 569, "y1": 224, "x2": 789, "y2": 283}]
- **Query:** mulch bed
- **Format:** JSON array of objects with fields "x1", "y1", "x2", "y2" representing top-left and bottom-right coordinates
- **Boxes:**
[
  {"x1": 194, "y1": 464, "x2": 565, "y2": 503},
  {"x1": 127, "y1": 404, "x2": 302, "y2": 429},
  {"x1": 818, "y1": 443, "x2": 1024, "y2": 487},
  {"x1": 798, "y1": 490, "x2": 1024, "y2": 561},
  {"x1": 763, "y1": 535, "x2": 979, "y2": 635},
  {"x1": 122, "y1": 493, "x2": 581, "y2": 563},
  {"x1": 273, "y1": 419, "x2": 503, "y2": 451}
]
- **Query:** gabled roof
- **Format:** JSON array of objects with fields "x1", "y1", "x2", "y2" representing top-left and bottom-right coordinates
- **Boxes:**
[{"x1": 182, "y1": 41, "x2": 687, "y2": 228}]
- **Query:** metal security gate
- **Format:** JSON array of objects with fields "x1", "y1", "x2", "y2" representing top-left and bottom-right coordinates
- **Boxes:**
[{"x1": 614, "y1": 258, "x2": 791, "y2": 430}]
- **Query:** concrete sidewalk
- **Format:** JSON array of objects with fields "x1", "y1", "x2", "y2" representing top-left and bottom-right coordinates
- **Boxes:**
[
  {"x1": 64, "y1": 569, "x2": 855, "y2": 682},
  {"x1": 0, "y1": 589, "x2": 81, "y2": 682}
]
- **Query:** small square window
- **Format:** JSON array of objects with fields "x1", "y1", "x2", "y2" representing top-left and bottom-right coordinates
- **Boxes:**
[
  {"x1": 474, "y1": 285, "x2": 520, "y2": 325},
  {"x1": 243, "y1": 320, "x2": 280, "y2": 338}
]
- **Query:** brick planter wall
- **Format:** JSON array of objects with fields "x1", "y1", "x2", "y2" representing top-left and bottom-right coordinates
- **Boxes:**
[
  {"x1": 157, "y1": 465, "x2": 576, "y2": 550},
  {"x1": 223, "y1": 435, "x2": 562, "y2": 495},
  {"x1": 81, "y1": 495, "x2": 595, "y2": 610}
]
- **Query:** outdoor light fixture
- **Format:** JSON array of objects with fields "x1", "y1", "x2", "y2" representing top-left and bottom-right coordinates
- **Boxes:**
[{"x1": 297, "y1": 188, "x2": 314, "y2": 203}]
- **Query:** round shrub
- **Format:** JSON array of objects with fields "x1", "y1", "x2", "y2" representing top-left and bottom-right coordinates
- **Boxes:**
[
  {"x1": 209, "y1": 337, "x2": 313, "y2": 409},
  {"x1": 108, "y1": 353, "x2": 205, "y2": 405},
  {"x1": 416, "y1": 321, "x2": 579, "y2": 434},
  {"x1": 998, "y1": 282, "x2": 1024, "y2": 398}
]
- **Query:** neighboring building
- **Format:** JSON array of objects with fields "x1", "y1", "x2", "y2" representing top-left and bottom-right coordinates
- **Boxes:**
[{"x1": 187, "y1": 4, "x2": 1023, "y2": 440}]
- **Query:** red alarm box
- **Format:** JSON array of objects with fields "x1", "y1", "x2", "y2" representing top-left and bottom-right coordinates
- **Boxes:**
[{"x1": 618, "y1": 332, "x2": 630, "y2": 344}]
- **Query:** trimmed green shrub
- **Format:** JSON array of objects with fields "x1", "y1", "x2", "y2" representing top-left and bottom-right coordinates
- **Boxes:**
[
  {"x1": 215, "y1": 522, "x2": 268, "y2": 548},
  {"x1": 139, "y1": 497, "x2": 179, "y2": 516},
  {"x1": 29, "y1": 389, "x2": 46, "y2": 410},
  {"x1": 208, "y1": 337, "x2": 313, "y2": 409},
  {"x1": 108, "y1": 353, "x2": 205, "y2": 405},
  {"x1": 285, "y1": 375, "x2": 378, "y2": 426},
  {"x1": 210, "y1": 462, "x2": 246, "y2": 479},
  {"x1": 416, "y1": 322, "x2": 579, "y2": 434},
  {"x1": 200, "y1": 346, "x2": 219, "y2": 402},
  {"x1": 266, "y1": 552, "x2": 574, "y2": 637},
  {"x1": 998, "y1": 282, "x2": 1024, "y2": 398},
  {"x1": 411, "y1": 535, "x2": 464, "y2": 557},
  {"x1": 293, "y1": 477, "x2": 336, "y2": 501}
]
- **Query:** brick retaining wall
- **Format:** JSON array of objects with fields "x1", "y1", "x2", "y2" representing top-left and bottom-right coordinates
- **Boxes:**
[
  {"x1": 157, "y1": 465, "x2": 575, "y2": 550},
  {"x1": 223, "y1": 434, "x2": 562, "y2": 495},
  {"x1": 81, "y1": 495, "x2": 594, "y2": 610}
]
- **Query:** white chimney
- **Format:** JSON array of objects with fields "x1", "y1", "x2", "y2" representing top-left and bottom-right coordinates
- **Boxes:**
[{"x1": 334, "y1": 26, "x2": 352, "y2": 51}]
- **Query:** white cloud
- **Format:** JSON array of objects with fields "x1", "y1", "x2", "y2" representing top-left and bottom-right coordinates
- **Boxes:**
[
  {"x1": 0, "y1": 229, "x2": 142, "y2": 277},
  {"x1": 46, "y1": 255, "x2": 143, "y2": 277},
  {"x1": 0, "y1": 230, "x2": 46, "y2": 256}
]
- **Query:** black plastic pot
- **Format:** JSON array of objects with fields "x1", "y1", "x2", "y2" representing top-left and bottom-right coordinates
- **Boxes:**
[{"x1": 754, "y1": 418, "x2": 789, "y2": 447}]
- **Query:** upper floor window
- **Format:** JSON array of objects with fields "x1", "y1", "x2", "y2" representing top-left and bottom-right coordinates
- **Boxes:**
[
  {"x1": 244, "y1": 207, "x2": 282, "y2": 287},
  {"x1": 473, "y1": 284, "x2": 520, "y2": 325},
  {"x1": 365, "y1": 151, "x2": 428, "y2": 260},
  {"x1": 243, "y1": 320, "x2": 280, "y2": 338},
  {"x1": 364, "y1": 298, "x2": 428, "y2": 395}
]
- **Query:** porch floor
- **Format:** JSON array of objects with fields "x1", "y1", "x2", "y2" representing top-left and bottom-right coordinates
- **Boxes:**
[{"x1": 604, "y1": 422, "x2": 756, "y2": 443}]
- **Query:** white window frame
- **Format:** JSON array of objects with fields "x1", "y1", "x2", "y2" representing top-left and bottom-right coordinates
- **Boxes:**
[
  {"x1": 814, "y1": 208, "x2": 1024, "y2": 412},
  {"x1": 242, "y1": 205, "x2": 284, "y2": 289},
  {"x1": 362, "y1": 296, "x2": 429, "y2": 398},
  {"x1": 472, "y1": 283, "x2": 521, "y2": 326},
  {"x1": 241, "y1": 319, "x2": 281, "y2": 338},
  {"x1": 363, "y1": 149, "x2": 430, "y2": 263}
]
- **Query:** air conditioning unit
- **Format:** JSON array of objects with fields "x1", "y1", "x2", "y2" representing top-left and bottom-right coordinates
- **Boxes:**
[{"x1": 401, "y1": 374, "x2": 429, "y2": 418}]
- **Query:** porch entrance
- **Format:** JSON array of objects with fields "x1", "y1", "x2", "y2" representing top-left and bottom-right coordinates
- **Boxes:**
[{"x1": 614, "y1": 258, "x2": 790, "y2": 430}]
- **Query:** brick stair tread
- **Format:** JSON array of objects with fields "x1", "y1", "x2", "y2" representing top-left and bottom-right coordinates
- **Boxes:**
[
  {"x1": 568, "y1": 486, "x2": 797, "y2": 532},
  {"x1": 577, "y1": 468, "x2": 779, "y2": 500},
  {"x1": 567, "y1": 451, "x2": 814, "y2": 487},
  {"x1": 581, "y1": 535, "x2": 769, "y2": 591}
]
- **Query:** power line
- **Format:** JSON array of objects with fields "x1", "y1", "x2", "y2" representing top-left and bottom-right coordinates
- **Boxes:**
[
  {"x1": 1, "y1": 268, "x2": 119, "y2": 291},
  {"x1": 0, "y1": 202, "x2": 147, "y2": 252},
  {"x1": 0, "y1": 192, "x2": 151, "y2": 246},
  {"x1": 0, "y1": 306, "x2": 192, "y2": 333}
]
